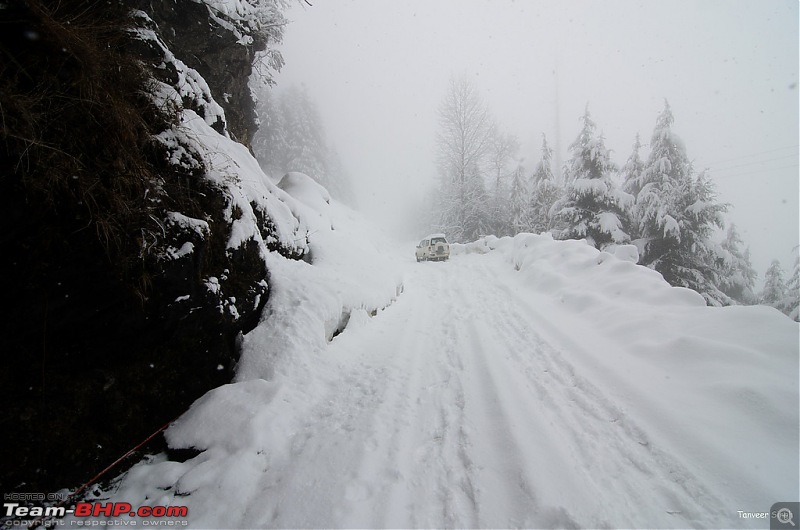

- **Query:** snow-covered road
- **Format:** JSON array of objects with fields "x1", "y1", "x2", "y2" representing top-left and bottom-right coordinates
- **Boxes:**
[
  {"x1": 230, "y1": 255, "x2": 734, "y2": 528},
  {"x1": 85, "y1": 180, "x2": 797, "y2": 529}
]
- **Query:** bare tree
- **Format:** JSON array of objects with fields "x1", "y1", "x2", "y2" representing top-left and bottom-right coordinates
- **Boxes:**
[
  {"x1": 436, "y1": 75, "x2": 495, "y2": 186},
  {"x1": 489, "y1": 131, "x2": 520, "y2": 192},
  {"x1": 487, "y1": 131, "x2": 519, "y2": 236},
  {"x1": 435, "y1": 75, "x2": 495, "y2": 241}
]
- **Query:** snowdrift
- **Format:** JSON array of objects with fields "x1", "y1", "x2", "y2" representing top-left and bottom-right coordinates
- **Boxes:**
[{"x1": 456, "y1": 234, "x2": 799, "y2": 510}]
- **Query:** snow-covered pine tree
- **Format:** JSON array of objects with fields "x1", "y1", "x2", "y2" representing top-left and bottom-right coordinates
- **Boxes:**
[
  {"x1": 529, "y1": 134, "x2": 562, "y2": 234},
  {"x1": 487, "y1": 131, "x2": 519, "y2": 237},
  {"x1": 761, "y1": 259, "x2": 788, "y2": 307},
  {"x1": 620, "y1": 133, "x2": 645, "y2": 240},
  {"x1": 553, "y1": 107, "x2": 632, "y2": 249},
  {"x1": 508, "y1": 165, "x2": 531, "y2": 235},
  {"x1": 435, "y1": 164, "x2": 491, "y2": 242},
  {"x1": 463, "y1": 163, "x2": 492, "y2": 240},
  {"x1": 621, "y1": 133, "x2": 645, "y2": 198},
  {"x1": 781, "y1": 252, "x2": 800, "y2": 320},
  {"x1": 533, "y1": 134, "x2": 556, "y2": 183},
  {"x1": 252, "y1": 85, "x2": 356, "y2": 205},
  {"x1": 488, "y1": 177, "x2": 511, "y2": 237},
  {"x1": 636, "y1": 101, "x2": 688, "y2": 258},
  {"x1": 717, "y1": 223, "x2": 757, "y2": 304},
  {"x1": 636, "y1": 101, "x2": 730, "y2": 305},
  {"x1": 278, "y1": 87, "x2": 328, "y2": 183},
  {"x1": 656, "y1": 169, "x2": 731, "y2": 305},
  {"x1": 252, "y1": 87, "x2": 288, "y2": 177}
]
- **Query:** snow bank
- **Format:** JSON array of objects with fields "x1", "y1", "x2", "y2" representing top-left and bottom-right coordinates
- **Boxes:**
[
  {"x1": 75, "y1": 172, "x2": 407, "y2": 526},
  {"x1": 501, "y1": 233, "x2": 704, "y2": 307},
  {"x1": 449, "y1": 234, "x2": 505, "y2": 255},
  {"x1": 235, "y1": 172, "x2": 405, "y2": 383},
  {"x1": 475, "y1": 233, "x2": 799, "y2": 509}
]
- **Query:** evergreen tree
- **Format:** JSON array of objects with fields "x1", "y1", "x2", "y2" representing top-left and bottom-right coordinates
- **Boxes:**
[
  {"x1": 277, "y1": 87, "x2": 328, "y2": 182},
  {"x1": 463, "y1": 164, "x2": 492, "y2": 239},
  {"x1": 251, "y1": 85, "x2": 355, "y2": 205},
  {"x1": 508, "y1": 165, "x2": 531, "y2": 234},
  {"x1": 252, "y1": 88, "x2": 288, "y2": 176},
  {"x1": 620, "y1": 133, "x2": 645, "y2": 240},
  {"x1": 717, "y1": 223, "x2": 757, "y2": 304},
  {"x1": 657, "y1": 170, "x2": 730, "y2": 305},
  {"x1": 553, "y1": 107, "x2": 632, "y2": 249},
  {"x1": 761, "y1": 259, "x2": 788, "y2": 307},
  {"x1": 530, "y1": 134, "x2": 562, "y2": 233},
  {"x1": 435, "y1": 164, "x2": 491, "y2": 242},
  {"x1": 487, "y1": 131, "x2": 519, "y2": 237},
  {"x1": 780, "y1": 253, "x2": 800, "y2": 321},
  {"x1": 621, "y1": 133, "x2": 645, "y2": 198},
  {"x1": 488, "y1": 176, "x2": 511, "y2": 237},
  {"x1": 636, "y1": 101, "x2": 729, "y2": 305}
]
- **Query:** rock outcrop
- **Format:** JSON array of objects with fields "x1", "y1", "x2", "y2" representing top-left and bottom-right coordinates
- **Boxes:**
[
  {"x1": 137, "y1": 0, "x2": 284, "y2": 146},
  {"x1": 0, "y1": 0, "x2": 296, "y2": 494}
]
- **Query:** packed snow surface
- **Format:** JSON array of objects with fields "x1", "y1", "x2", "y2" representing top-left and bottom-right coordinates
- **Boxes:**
[{"x1": 80, "y1": 184, "x2": 797, "y2": 529}]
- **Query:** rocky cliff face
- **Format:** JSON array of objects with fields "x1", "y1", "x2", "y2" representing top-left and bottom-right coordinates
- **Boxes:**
[
  {"x1": 0, "y1": 0, "x2": 296, "y2": 494},
  {"x1": 137, "y1": 0, "x2": 284, "y2": 146}
]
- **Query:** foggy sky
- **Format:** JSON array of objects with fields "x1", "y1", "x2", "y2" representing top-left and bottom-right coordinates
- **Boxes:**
[{"x1": 271, "y1": 0, "x2": 799, "y2": 279}]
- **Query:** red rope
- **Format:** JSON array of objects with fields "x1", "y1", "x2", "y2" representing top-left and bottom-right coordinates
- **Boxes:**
[
  {"x1": 29, "y1": 417, "x2": 176, "y2": 528},
  {"x1": 69, "y1": 418, "x2": 176, "y2": 501}
]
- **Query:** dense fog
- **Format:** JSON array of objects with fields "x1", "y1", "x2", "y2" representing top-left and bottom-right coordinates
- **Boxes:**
[{"x1": 267, "y1": 0, "x2": 798, "y2": 281}]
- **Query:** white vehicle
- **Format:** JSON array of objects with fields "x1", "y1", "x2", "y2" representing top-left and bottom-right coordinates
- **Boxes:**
[{"x1": 415, "y1": 234, "x2": 450, "y2": 262}]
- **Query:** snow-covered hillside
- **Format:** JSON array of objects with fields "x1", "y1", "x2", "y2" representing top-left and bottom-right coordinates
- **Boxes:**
[{"x1": 72, "y1": 184, "x2": 797, "y2": 528}]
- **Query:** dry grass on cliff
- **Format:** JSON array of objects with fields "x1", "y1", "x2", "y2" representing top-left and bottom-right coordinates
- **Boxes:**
[{"x1": 0, "y1": 0, "x2": 180, "y2": 276}]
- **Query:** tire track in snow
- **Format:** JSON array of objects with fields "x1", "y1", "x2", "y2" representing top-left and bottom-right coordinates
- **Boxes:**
[
  {"x1": 365, "y1": 263, "x2": 481, "y2": 529},
  {"x1": 300, "y1": 262, "x2": 480, "y2": 529},
  {"x1": 237, "y1": 278, "x2": 426, "y2": 527},
  {"x1": 447, "y1": 268, "x2": 585, "y2": 528},
  {"x1": 463, "y1": 258, "x2": 732, "y2": 528},
  {"x1": 237, "y1": 254, "x2": 735, "y2": 528},
  {"x1": 241, "y1": 360, "x2": 393, "y2": 527}
]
